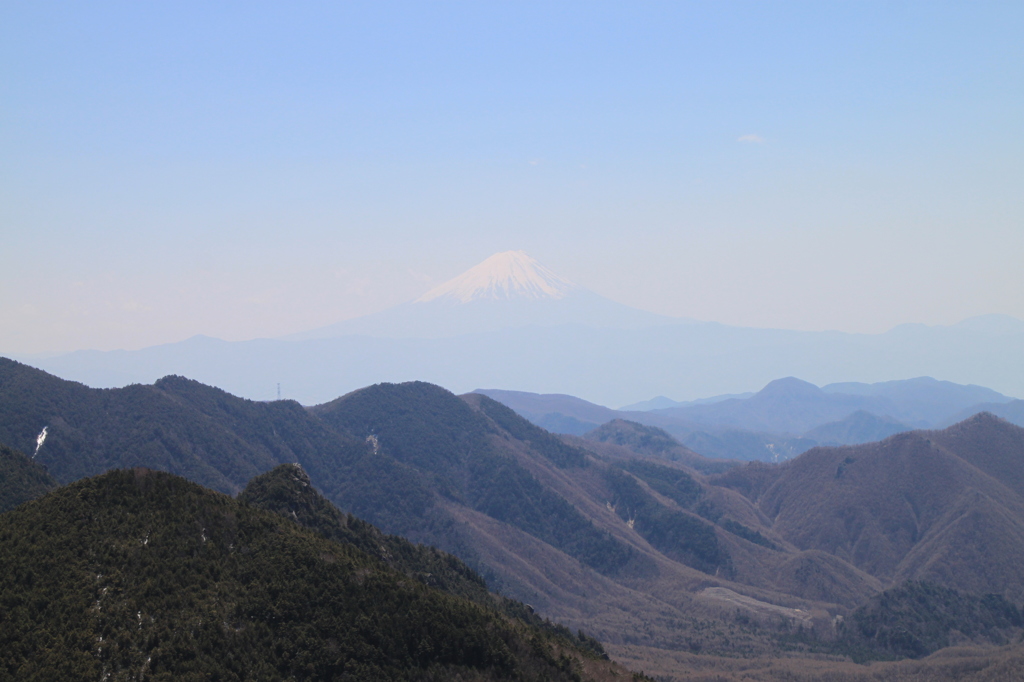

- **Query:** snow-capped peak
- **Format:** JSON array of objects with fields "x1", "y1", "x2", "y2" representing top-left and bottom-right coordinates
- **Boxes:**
[{"x1": 416, "y1": 251, "x2": 578, "y2": 304}]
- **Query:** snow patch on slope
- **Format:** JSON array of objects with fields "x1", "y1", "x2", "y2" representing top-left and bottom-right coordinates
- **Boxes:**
[
  {"x1": 33, "y1": 426, "x2": 48, "y2": 459},
  {"x1": 416, "y1": 251, "x2": 577, "y2": 303}
]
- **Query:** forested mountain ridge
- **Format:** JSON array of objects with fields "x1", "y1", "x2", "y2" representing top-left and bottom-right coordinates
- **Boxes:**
[
  {"x1": 240, "y1": 463, "x2": 614, "y2": 659},
  {"x1": 1, "y1": 361, "x2": 739, "y2": 649},
  {"x1": 0, "y1": 358, "x2": 365, "y2": 494},
  {"x1": 0, "y1": 363, "x2": 845, "y2": 655},
  {"x1": 0, "y1": 468, "x2": 631, "y2": 681},
  {"x1": 836, "y1": 581, "x2": 1023, "y2": 662},
  {"x1": 5, "y1": 359, "x2": 1024, "y2": 679},
  {"x1": 312, "y1": 382, "x2": 638, "y2": 580},
  {"x1": 239, "y1": 463, "x2": 495, "y2": 606}
]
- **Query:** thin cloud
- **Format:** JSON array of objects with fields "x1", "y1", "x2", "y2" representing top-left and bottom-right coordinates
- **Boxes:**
[{"x1": 737, "y1": 134, "x2": 764, "y2": 143}]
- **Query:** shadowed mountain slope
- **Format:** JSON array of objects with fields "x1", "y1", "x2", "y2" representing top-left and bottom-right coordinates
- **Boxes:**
[
  {"x1": 0, "y1": 443, "x2": 56, "y2": 513},
  {"x1": 0, "y1": 468, "x2": 624, "y2": 681},
  {"x1": 311, "y1": 382, "x2": 638, "y2": 581},
  {"x1": 0, "y1": 358, "x2": 366, "y2": 496}
]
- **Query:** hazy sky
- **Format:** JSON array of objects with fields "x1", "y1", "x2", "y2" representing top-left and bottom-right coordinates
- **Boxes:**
[{"x1": 4, "y1": 1, "x2": 1023, "y2": 354}]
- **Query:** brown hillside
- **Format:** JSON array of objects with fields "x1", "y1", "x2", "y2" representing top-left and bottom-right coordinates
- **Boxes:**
[
  {"x1": 715, "y1": 415, "x2": 1024, "y2": 600},
  {"x1": 457, "y1": 394, "x2": 885, "y2": 651},
  {"x1": 565, "y1": 424, "x2": 887, "y2": 609},
  {"x1": 928, "y1": 412, "x2": 1024, "y2": 499}
]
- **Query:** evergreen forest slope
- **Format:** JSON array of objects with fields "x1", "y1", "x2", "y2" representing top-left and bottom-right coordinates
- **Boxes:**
[
  {"x1": 0, "y1": 468, "x2": 629, "y2": 681},
  {"x1": 239, "y1": 463, "x2": 494, "y2": 603}
]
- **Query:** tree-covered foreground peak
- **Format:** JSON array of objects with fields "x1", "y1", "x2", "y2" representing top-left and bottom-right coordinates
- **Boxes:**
[
  {"x1": 241, "y1": 463, "x2": 613, "y2": 658},
  {"x1": 239, "y1": 463, "x2": 495, "y2": 606},
  {"x1": 0, "y1": 467, "x2": 641, "y2": 682}
]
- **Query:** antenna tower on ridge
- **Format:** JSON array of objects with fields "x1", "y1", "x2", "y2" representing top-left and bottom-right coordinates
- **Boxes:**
[{"x1": 277, "y1": 383, "x2": 281, "y2": 401}]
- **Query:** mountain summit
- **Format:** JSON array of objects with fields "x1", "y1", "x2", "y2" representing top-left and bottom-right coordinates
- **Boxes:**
[
  {"x1": 417, "y1": 251, "x2": 578, "y2": 303},
  {"x1": 283, "y1": 250, "x2": 676, "y2": 342}
]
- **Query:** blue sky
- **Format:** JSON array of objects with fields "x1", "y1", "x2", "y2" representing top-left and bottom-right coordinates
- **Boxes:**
[{"x1": 3, "y1": 1, "x2": 1023, "y2": 353}]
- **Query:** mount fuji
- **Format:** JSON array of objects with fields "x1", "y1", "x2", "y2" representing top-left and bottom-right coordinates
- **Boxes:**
[
  {"x1": 288, "y1": 251, "x2": 680, "y2": 340},
  {"x1": 417, "y1": 250, "x2": 577, "y2": 302}
]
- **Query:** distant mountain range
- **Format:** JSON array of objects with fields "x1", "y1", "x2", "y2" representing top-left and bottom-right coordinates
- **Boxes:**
[
  {"x1": 620, "y1": 392, "x2": 755, "y2": 412},
  {"x1": 4, "y1": 358, "x2": 1024, "y2": 676},
  {"x1": 479, "y1": 376, "x2": 1018, "y2": 461},
  {"x1": 944, "y1": 398, "x2": 1024, "y2": 428},
  {"x1": 12, "y1": 251, "x2": 1024, "y2": 405}
]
